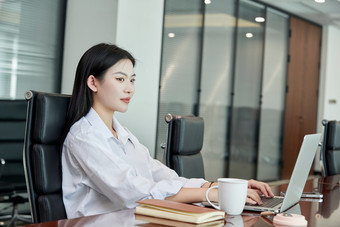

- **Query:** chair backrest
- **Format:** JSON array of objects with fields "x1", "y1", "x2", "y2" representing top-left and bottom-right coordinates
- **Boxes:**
[
  {"x1": 23, "y1": 90, "x2": 70, "y2": 223},
  {"x1": 164, "y1": 113, "x2": 205, "y2": 178},
  {"x1": 321, "y1": 120, "x2": 340, "y2": 176},
  {"x1": 0, "y1": 100, "x2": 27, "y2": 187}
]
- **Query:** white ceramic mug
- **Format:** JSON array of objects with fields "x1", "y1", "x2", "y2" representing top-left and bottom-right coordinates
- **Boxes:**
[{"x1": 205, "y1": 178, "x2": 248, "y2": 215}]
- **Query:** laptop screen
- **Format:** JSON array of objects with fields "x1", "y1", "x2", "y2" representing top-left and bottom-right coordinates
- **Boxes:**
[{"x1": 280, "y1": 133, "x2": 321, "y2": 211}]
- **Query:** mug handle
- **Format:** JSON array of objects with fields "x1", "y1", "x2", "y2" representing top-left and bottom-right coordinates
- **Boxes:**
[{"x1": 205, "y1": 185, "x2": 220, "y2": 210}]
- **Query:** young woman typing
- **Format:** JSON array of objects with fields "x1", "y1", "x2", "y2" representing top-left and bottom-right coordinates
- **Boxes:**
[{"x1": 62, "y1": 43, "x2": 274, "y2": 218}]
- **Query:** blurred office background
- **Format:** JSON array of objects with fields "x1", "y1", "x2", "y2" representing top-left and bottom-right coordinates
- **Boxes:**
[{"x1": 1, "y1": 0, "x2": 340, "y2": 183}]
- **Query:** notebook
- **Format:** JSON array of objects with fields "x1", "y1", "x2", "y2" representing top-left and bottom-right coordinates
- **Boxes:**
[
  {"x1": 243, "y1": 133, "x2": 321, "y2": 213},
  {"x1": 135, "y1": 199, "x2": 225, "y2": 224}
]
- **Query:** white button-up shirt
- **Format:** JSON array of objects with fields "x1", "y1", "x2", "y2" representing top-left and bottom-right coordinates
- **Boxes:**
[{"x1": 62, "y1": 108, "x2": 207, "y2": 218}]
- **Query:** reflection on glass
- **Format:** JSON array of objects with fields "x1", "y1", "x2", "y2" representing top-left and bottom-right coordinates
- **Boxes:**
[
  {"x1": 155, "y1": 0, "x2": 203, "y2": 160},
  {"x1": 0, "y1": 1, "x2": 65, "y2": 99},
  {"x1": 228, "y1": 0, "x2": 265, "y2": 179},
  {"x1": 255, "y1": 17, "x2": 265, "y2": 23},
  {"x1": 257, "y1": 9, "x2": 288, "y2": 181},
  {"x1": 245, "y1": 32, "x2": 253, "y2": 38},
  {"x1": 199, "y1": 0, "x2": 236, "y2": 180},
  {"x1": 157, "y1": 0, "x2": 291, "y2": 181}
]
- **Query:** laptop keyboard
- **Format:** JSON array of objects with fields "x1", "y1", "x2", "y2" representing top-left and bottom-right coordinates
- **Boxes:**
[{"x1": 257, "y1": 197, "x2": 283, "y2": 208}]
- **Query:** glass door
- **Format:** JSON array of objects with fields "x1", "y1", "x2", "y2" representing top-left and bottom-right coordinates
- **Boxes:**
[
  {"x1": 257, "y1": 9, "x2": 288, "y2": 181},
  {"x1": 155, "y1": 0, "x2": 204, "y2": 161},
  {"x1": 199, "y1": 0, "x2": 237, "y2": 181},
  {"x1": 228, "y1": 0, "x2": 265, "y2": 179}
]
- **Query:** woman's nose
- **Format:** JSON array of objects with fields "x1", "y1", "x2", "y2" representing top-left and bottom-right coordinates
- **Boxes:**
[{"x1": 125, "y1": 83, "x2": 135, "y2": 93}]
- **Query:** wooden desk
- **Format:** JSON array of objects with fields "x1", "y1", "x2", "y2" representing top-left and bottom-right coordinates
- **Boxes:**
[{"x1": 20, "y1": 175, "x2": 340, "y2": 227}]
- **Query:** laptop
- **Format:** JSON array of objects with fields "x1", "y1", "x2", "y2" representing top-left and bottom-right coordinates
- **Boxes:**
[{"x1": 243, "y1": 133, "x2": 321, "y2": 213}]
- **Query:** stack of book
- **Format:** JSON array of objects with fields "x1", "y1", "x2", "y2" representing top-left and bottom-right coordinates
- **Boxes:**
[{"x1": 135, "y1": 199, "x2": 226, "y2": 226}]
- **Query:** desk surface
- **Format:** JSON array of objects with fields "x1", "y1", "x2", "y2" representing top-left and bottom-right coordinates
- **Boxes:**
[{"x1": 20, "y1": 175, "x2": 340, "y2": 227}]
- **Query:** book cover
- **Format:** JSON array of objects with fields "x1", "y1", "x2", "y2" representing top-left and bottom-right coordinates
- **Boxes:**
[
  {"x1": 135, "y1": 214, "x2": 225, "y2": 226},
  {"x1": 135, "y1": 199, "x2": 225, "y2": 224}
]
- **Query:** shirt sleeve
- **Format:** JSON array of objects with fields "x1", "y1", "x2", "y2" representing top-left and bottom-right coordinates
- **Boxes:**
[
  {"x1": 141, "y1": 144, "x2": 208, "y2": 188},
  {"x1": 64, "y1": 129, "x2": 185, "y2": 209}
]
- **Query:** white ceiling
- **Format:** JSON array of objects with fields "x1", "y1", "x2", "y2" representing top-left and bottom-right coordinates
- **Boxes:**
[{"x1": 258, "y1": 0, "x2": 340, "y2": 27}]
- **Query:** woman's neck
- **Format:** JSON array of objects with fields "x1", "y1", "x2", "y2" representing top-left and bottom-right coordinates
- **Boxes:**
[{"x1": 92, "y1": 105, "x2": 116, "y2": 138}]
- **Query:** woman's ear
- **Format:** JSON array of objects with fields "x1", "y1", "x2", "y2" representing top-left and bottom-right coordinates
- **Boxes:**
[{"x1": 87, "y1": 75, "x2": 98, "y2": 92}]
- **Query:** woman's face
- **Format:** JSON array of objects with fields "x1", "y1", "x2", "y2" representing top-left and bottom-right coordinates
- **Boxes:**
[{"x1": 92, "y1": 59, "x2": 135, "y2": 113}]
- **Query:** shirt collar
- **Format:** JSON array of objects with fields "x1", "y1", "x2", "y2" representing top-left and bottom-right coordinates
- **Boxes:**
[
  {"x1": 85, "y1": 108, "x2": 113, "y2": 139},
  {"x1": 85, "y1": 108, "x2": 133, "y2": 146},
  {"x1": 112, "y1": 116, "x2": 130, "y2": 146}
]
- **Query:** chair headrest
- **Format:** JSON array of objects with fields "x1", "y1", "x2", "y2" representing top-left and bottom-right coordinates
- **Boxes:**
[
  {"x1": 327, "y1": 121, "x2": 340, "y2": 150},
  {"x1": 171, "y1": 116, "x2": 204, "y2": 155},
  {"x1": 33, "y1": 94, "x2": 70, "y2": 144}
]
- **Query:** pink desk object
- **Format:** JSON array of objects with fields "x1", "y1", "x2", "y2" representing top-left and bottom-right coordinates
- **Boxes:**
[{"x1": 273, "y1": 213, "x2": 307, "y2": 226}]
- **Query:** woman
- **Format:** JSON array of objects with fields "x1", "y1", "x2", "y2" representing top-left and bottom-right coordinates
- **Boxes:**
[{"x1": 62, "y1": 43, "x2": 274, "y2": 218}]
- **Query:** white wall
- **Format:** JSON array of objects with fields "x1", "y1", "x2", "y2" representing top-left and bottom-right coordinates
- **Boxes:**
[
  {"x1": 114, "y1": 0, "x2": 164, "y2": 156},
  {"x1": 61, "y1": 0, "x2": 119, "y2": 94},
  {"x1": 61, "y1": 0, "x2": 164, "y2": 156},
  {"x1": 320, "y1": 26, "x2": 340, "y2": 121},
  {"x1": 314, "y1": 25, "x2": 340, "y2": 172}
]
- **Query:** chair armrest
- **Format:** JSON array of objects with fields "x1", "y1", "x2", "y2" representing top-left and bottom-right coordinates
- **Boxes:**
[{"x1": 0, "y1": 158, "x2": 6, "y2": 177}]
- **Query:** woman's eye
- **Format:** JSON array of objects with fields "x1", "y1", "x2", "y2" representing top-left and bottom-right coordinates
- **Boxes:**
[
  {"x1": 131, "y1": 78, "x2": 136, "y2": 83},
  {"x1": 116, "y1": 78, "x2": 124, "y2": 82}
]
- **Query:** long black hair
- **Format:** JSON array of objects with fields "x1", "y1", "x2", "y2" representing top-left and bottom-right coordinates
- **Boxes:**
[{"x1": 63, "y1": 43, "x2": 135, "y2": 141}]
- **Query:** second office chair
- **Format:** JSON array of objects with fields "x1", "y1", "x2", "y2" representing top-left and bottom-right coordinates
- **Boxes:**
[{"x1": 164, "y1": 113, "x2": 205, "y2": 179}]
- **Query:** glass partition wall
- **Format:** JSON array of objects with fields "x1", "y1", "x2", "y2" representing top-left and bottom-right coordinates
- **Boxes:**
[
  {"x1": 199, "y1": 0, "x2": 236, "y2": 181},
  {"x1": 156, "y1": 0, "x2": 289, "y2": 181},
  {"x1": 0, "y1": 0, "x2": 66, "y2": 99},
  {"x1": 228, "y1": 0, "x2": 265, "y2": 179},
  {"x1": 155, "y1": 0, "x2": 204, "y2": 162},
  {"x1": 257, "y1": 9, "x2": 288, "y2": 181}
]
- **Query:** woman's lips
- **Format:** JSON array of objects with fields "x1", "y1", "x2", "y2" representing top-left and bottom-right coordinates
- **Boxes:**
[{"x1": 121, "y1": 98, "x2": 130, "y2": 104}]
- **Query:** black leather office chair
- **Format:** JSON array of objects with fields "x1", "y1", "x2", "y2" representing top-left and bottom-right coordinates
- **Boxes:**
[
  {"x1": 23, "y1": 90, "x2": 70, "y2": 223},
  {"x1": 320, "y1": 120, "x2": 340, "y2": 176},
  {"x1": 0, "y1": 99, "x2": 31, "y2": 226},
  {"x1": 163, "y1": 113, "x2": 205, "y2": 178}
]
